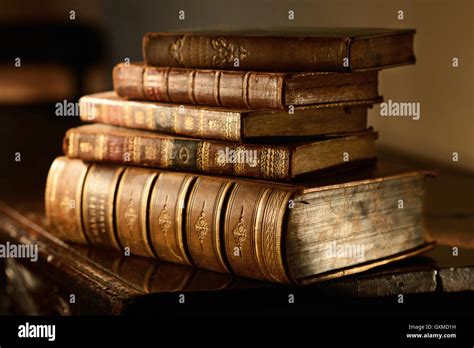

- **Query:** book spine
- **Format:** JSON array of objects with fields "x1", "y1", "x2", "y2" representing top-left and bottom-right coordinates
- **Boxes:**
[
  {"x1": 63, "y1": 128, "x2": 292, "y2": 180},
  {"x1": 224, "y1": 181, "x2": 293, "y2": 284},
  {"x1": 149, "y1": 171, "x2": 195, "y2": 266},
  {"x1": 82, "y1": 163, "x2": 125, "y2": 250},
  {"x1": 79, "y1": 95, "x2": 244, "y2": 142},
  {"x1": 186, "y1": 176, "x2": 234, "y2": 273},
  {"x1": 115, "y1": 167, "x2": 159, "y2": 257},
  {"x1": 111, "y1": 63, "x2": 146, "y2": 99},
  {"x1": 143, "y1": 33, "x2": 349, "y2": 71},
  {"x1": 113, "y1": 63, "x2": 286, "y2": 109},
  {"x1": 45, "y1": 157, "x2": 90, "y2": 244},
  {"x1": 45, "y1": 157, "x2": 296, "y2": 284}
]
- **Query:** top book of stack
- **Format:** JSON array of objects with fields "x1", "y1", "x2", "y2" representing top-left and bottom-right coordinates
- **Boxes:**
[{"x1": 143, "y1": 28, "x2": 415, "y2": 72}]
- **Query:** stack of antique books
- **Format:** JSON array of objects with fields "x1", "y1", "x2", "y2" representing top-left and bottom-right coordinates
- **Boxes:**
[{"x1": 45, "y1": 29, "x2": 432, "y2": 285}]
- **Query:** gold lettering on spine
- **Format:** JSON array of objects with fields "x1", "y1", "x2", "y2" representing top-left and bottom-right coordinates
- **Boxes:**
[{"x1": 83, "y1": 165, "x2": 123, "y2": 249}]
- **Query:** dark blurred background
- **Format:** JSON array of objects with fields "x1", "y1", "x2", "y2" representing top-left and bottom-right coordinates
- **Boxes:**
[{"x1": 0, "y1": 0, "x2": 472, "y2": 245}]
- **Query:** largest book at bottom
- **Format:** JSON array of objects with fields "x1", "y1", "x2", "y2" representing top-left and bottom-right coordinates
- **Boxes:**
[{"x1": 45, "y1": 157, "x2": 434, "y2": 285}]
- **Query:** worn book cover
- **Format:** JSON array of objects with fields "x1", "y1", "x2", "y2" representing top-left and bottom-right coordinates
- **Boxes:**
[
  {"x1": 113, "y1": 63, "x2": 380, "y2": 109},
  {"x1": 143, "y1": 28, "x2": 415, "y2": 71},
  {"x1": 63, "y1": 124, "x2": 378, "y2": 180},
  {"x1": 80, "y1": 92, "x2": 375, "y2": 141},
  {"x1": 45, "y1": 157, "x2": 434, "y2": 284}
]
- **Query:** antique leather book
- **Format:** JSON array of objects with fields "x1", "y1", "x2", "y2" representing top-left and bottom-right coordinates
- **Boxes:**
[
  {"x1": 0, "y1": 202, "x2": 259, "y2": 315},
  {"x1": 80, "y1": 91, "x2": 373, "y2": 141},
  {"x1": 2, "y1": 198, "x2": 470, "y2": 317},
  {"x1": 63, "y1": 124, "x2": 378, "y2": 180},
  {"x1": 113, "y1": 63, "x2": 380, "y2": 109},
  {"x1": 143, "y1": 28, "x2": 415, "y2": 72},
  {"x1": 45, "y1": 156, "x2": 433, "y2": 285}
]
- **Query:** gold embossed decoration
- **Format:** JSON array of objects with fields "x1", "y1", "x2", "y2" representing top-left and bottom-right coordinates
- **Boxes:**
[
  {"x1": 211, "y1": 38, "x2": 249, "y2": 67},
  {"x1": 232, "y1": 207, "x2": 247, "y2": 257},
  {"x1": 194, "y1": 202, "x2": 209, "y2": 250},
  {"x1": 169, "y1": 36, "x2": 185, "y2": 64},
  {"x1": 261, "y1": 190, "x2": 290, "y2": 283},
  {"x1": 234, "y1": 146, "x2": 246, "y2": 175},
  {"x1": 124, "y1": 197, "x2": 138, "y2": 231},
  {"x1": 196, "y1": 142, "x2": 210, "y2": 171},
  {"x1": 184, "y1": 116, "x2": 194, "y2": 130},
  {"x1": 134, "y1": 110, "x2": 145, "y2": 125},
  {"x1": 144, "y1": 145, "x2": 156, "y2": 160},
  {"x1": 260, "y1": 148, "x2": 289, "y2": 179},
  {"x1": 79, "y1": 142, "x2": 93, "y2": 153},
  {"x1": 178, "y1": 147, "x2": 189, "y2": 164},
  {"x1": 158, "y1": 196, "x2": 172, "y2": 245},
  {"x1": 160, "y1": 139, "x2": 172, "y2": 167}
]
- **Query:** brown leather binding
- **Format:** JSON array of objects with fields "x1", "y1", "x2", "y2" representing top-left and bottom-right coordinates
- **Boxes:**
[
  {"x1": 82, "y1": 163, "x2": 125, "y2": 250},
  {"x1": 45, "y1": 157, "x2": 90, "y2": 244},
  {"x1": 224, "y1": 182, "x2": 294, "y2": 284},
  {"x1": 79, "y1": 92, "x2": 373, "y2": 141},
  {"x1": 113, "y1": 63, "x2": 379, "y2": 110},
  {"x1": 45, "y1": 157, "x2": 431, "y2": 285},
  {"x1": 63, "y1": 124, "x2": 377, "y2": 181},
  {"x1": 149, "y1": 171, "x2": 195, "y2": 265},
  {"x1": 80, "y1": 91, "x2": 243, "y2": 141},
  {"x1": 115, "y1": 167, "x2": 158, "y2": 257},
  {"x1": 186, "y1": 176, "x2": 233, "y2": 273},
  {"x1": 143, "y1": 29, "x2": 415, "y2": 71}
]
